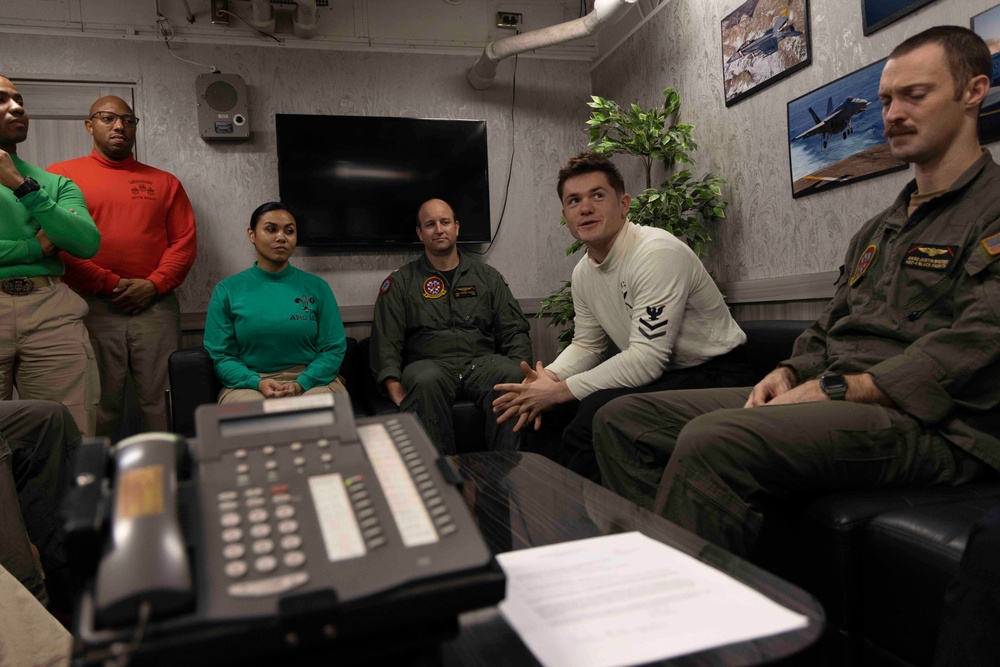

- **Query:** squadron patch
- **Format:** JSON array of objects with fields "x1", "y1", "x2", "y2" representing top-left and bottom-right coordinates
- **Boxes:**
[
  {"x1": 983, "y1": 232, "x2": 1000, "y2": 256},
  {"x1": 379, "y1": 277, "x2": 393, "y2": 295},
  {"x1": 422, "y1": 276, "x2": 446, "y2": 299},
  {"x1": 454, "y1": 285, "x2": 478, "y2": 298},
  {"x1": 850, "y1": 244, "x2": 877, "y2": 286},
  {"x1": 901, "y1": 244, "x2": 958, "y2": 271},
  {"x1": 639, "y1": 304, "x2": 669, "y2": 340}
]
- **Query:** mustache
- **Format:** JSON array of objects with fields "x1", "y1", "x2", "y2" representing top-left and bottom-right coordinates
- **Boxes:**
[{"x1": 883, "y1": 124, "x2": 916, "y2": 138}]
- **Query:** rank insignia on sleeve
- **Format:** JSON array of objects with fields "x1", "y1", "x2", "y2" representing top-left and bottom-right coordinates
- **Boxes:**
[
  {"x1": 454, "y1": 285, "x2": 478, "y2": 298},
  {"x1": 639, "y1": 304, "x2": 670, "y2": 339},
  {"x1": 422, "y1": 276, "x2": 446, "y2": 299},
  {"x1": 901, "y1": 244, "x2": 958, "y2": 271},
  {"x1": 850, "y1": 244, "x2": 877, "y2": 286},
  {"x1": 379, "y1": 277, "x2": 393, "y2": 295},
  {"x1": 983, "y1": 232, "x2": 1000, "y2": 256}
]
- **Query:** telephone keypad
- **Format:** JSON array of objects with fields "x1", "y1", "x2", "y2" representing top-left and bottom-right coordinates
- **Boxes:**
[
  {"x1": 252, "y1": 539, "x2": 274, "y2": 555},
  {"x1": 280, "y1": 535, "x2": 302, "y2": 550},
  {"x1": 278, "y1": 519, "x2": 299, "y2": 534},
  {"x1": 255, "y1": 555, "x2": 277, "y2": 573},
  {"x1": 223, "y1": 544, "x2": 245, "y2": 559},
  {"x1": 225, "y1": 560, "x2": 248, "y2": 578},
  {"x1": 283, "y1": 551, "x2": 306, "y2": 568},
  {"x1": 220, "y1": 512, "x2": 241, "y2": 527},
  {"x1": 222, "y1": 528, "x2": 243, "y2": 542},
  {"x1": 275, "y1": 505, "x2": 295, "y2": 519},
  {"x1": 250, "y1": 524, "x2": 271, "y2": 539}
]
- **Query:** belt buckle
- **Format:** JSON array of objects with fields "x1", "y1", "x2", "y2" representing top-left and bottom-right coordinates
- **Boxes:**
[{"x1": 1, "y1": 278, "x2": 33, "y2": 296}]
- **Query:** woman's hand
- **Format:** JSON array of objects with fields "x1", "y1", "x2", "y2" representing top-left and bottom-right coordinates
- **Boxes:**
[{"x1": 257, "y1": 378, "x2": 287, "y2": 398}]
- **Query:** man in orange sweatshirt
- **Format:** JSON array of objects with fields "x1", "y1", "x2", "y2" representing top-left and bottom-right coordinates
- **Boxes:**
[{"x1": 49, "y1": 96, "x2": 197, "y2": 437}]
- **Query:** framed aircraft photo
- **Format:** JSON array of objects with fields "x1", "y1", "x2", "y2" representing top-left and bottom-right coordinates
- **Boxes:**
[
  {"x1": 721, "y1": 0, "x2": 811, "y2": 107},
  {"x1": 972, "y1": 4, "x2": 1000, "y2": 146},
  {"x1": 786, "y1": 58, "x2": 907, "y2": 198},
  {"x1": 861, "y1": 0, "x2": 940, "y2": 37}
]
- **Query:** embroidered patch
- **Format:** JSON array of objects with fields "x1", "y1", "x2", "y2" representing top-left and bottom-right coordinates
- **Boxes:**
[
  {"x1": 901, "y1": 244, "x2": 958, "y2": 271},
  {"x1": 454, "y1": 285, "x2": 478, "y2": 298},
  {"x1": 379, "y1": 277, "x2": 393, "y2": 295},
  {"x1": 983, "y1": 232, "x2": 1000, "y2": 256},
  {"x1": 639, "y1": 304, "x2": 669, "y2": 340},
  {"x1": 422, "y1": 276, "x2": 446, "y2": 299},
  {"x1": 850, "y1": 244, "x2": 877, "y2": 286}
]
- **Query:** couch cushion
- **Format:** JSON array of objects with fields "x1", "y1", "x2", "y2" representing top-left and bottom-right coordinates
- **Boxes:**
[{"x1": 863, "y1": 498, "x2": 1000, "y2": 667}]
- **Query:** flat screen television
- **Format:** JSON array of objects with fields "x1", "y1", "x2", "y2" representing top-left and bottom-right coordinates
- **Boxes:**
[{"x1": 275, "y1": 114, "x2": 491, "y2": 248}]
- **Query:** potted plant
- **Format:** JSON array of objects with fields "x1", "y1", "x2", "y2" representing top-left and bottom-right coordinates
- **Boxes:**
[{"x1": 539, "y1": 88, "x2": 729, "y2": 351}]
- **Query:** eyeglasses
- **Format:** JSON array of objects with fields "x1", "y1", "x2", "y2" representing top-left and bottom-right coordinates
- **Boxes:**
[{"x1": 89, "y1": 111, "x2": 139, "y2": 128}]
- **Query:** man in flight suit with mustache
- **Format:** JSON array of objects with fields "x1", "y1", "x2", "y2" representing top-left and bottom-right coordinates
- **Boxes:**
[{"x1": 593, "y1": 26, "x2": 1000, "y2": 558}]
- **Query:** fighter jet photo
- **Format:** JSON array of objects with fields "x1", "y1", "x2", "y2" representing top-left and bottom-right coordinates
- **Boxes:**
[
  {"x1": 792, "y1": 96, "x2": 870, "y2": 149},
  {"x1": 727, "y1": 15, "x2": 804, "y2": 63}
]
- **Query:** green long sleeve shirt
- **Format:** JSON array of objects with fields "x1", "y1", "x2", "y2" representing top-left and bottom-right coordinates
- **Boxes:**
[
  {"x1": 204, "y1": 264, "x2": 347, "y2": 392},
  {"x1": 0, "y1": 154, "x2": 100, "y2": 278}
]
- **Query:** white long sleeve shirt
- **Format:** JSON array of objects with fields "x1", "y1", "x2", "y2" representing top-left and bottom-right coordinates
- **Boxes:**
[{"x1": 547, "y1": 221, "x2": 746, "y2": 399}]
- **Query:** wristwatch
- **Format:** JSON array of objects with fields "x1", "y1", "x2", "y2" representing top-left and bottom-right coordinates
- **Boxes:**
[
  {"x1": 819, "y1": 372, "x2": 847, "y2": 400},
  {"x1": 12, "y1": 177, "x2": 40, "y2": 199}
]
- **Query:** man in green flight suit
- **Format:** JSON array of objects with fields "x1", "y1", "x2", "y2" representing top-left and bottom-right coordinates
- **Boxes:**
[
  {"x1": 370, "y1": 198, "x2": 532, "y2": 453},
  {"x1": 593, "y1": 26, "x2": 1000, "y2": 558}
]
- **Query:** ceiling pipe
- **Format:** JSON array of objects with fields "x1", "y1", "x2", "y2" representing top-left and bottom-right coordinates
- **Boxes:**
[
  {"x1": 292, "y1": 0, "x2": 319, "y2": 39},
  {"x1": 248, "y1": 0, "x2": 276, "y2": 32},
  {"x1": 468, "y1": 0, "x2": 639, "y2": 90}
]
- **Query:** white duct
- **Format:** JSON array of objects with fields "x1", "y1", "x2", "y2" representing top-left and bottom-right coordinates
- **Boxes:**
[
  {"x1": 292, "y1": 0, "x2": 318, "y2": 39},
  {"x1": 468, "y1": 0, "x2": 639, "y2": 90},
  {"x1": 248, "y1": 0, "x2": 318, "y2": 38},
  {"x1": 248, "y1": 0, "x2": 275, "y2": 32}
]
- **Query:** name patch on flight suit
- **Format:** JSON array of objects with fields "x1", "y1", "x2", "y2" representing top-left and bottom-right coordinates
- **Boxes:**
[
  {"x1": 454, "y1": 285, "x2": 478, "y2": 298},
  {"x1": 983, "y1": 232, "x2": 1000, "y2": 256},
  {"x1": 901, "y1": 244, "x2": 959, "y2": 271},
  {"x1": 422, "y1": 276, "x2": 446, "y2": 299},
  {"x1": 850, "y1": 244, "x2": 877, "y2": 286}
]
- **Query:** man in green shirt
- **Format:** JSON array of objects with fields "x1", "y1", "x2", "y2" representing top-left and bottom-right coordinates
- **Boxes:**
[{"x1": 0, "y1": 75, "x2": 101, "y2": 434}]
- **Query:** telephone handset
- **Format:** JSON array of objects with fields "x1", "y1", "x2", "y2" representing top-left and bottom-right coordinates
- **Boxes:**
[
  {"x1": 94, "y1": 433, "x2": 194, "y2": 626},
  {"x1": 75, "y1": 393, "x2": 505, "y2": 665}
]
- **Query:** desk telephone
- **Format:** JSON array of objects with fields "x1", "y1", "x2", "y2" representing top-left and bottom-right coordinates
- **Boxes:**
[{"x1": 68, "y1": 394, "x2": 505, "y2": 666}]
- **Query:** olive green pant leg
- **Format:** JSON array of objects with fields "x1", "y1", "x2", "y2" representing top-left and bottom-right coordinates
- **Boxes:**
[
  {"x1": 593, "y1": 387, "x2": 750, "y2": 509},
  {"x1": 461, "y1": 354, "x2": 524, "y2": 452},
  {"x1": 400, "y1": 359, "x2": 460, "y2": 454},
  {"x1": 654, "y1": 399, "x2": 974, "y2": 558}
]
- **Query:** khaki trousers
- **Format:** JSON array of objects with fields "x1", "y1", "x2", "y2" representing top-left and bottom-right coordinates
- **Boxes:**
[
  {"x1": 82, "y1": 292, "x2": 180, "y2": 436},
  {"x1": 0, "y1": 282, "x2": 98, "y2": 435},
  {"x1": 219, "y1": 366, "x2": 347, "y2": 404}
]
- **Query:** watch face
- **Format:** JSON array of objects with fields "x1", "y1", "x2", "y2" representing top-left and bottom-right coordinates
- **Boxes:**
[{"x1": 821, "y1": 373, "x2": 847, "y2": 397}]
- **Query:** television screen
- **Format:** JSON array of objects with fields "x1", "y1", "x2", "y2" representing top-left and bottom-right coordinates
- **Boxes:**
[{"x1": 275, "y1": 114, "x2": 491, "y2": 247}]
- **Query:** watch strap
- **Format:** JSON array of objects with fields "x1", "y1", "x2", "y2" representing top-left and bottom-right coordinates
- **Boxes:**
[{"x1": 13, "y1": 177, "x2": 40, "y2": 199}]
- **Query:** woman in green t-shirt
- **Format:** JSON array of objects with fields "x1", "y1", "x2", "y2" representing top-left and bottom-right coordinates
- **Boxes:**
[{"x1": 204, "y1": 202, "x2": 348, "y2": 403}]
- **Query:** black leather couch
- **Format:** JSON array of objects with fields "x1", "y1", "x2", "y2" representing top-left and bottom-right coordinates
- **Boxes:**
[
  {"x1": 168, "y1": 322, "x2": 1000, "y2": 666},
  {"x1": 167, "y1": 337, "x2": 486, "y2": 453},
  {"x1": 738, "y1": 320, "x2": 1000, "y2": 667}
]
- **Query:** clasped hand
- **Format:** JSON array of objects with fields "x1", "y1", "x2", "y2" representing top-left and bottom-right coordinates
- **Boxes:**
[
  {"x1": 112, "y1": 278, "x2": 157, "y2": 315},
  {"x1": 492, "y1": 361, "x2": 572, "y2": 433},
  {"x1": 257, "y1": 379, "x2": 303, "y2": 399}
]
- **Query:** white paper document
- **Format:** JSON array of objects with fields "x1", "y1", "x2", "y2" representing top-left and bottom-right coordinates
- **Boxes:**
[{"x1": 495, "y1": 531, "x2": 809, "y2": 667}]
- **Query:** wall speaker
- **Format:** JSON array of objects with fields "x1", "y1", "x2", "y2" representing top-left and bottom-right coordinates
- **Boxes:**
[{"x1": 195, "y1": 73, "x2": 250, "y2": 142}]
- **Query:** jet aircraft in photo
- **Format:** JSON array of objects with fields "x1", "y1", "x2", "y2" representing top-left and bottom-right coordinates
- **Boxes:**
[
  {"x1": 727, "y1": 15, "x2": 803, "y2": 63},
  {"x1": 792, "y1": 96, "x2": 869, "y2": 149}
]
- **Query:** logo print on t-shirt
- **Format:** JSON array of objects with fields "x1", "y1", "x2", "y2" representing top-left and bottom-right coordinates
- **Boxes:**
[
  {"x1": 128, "y1": 180, "x2": 157, "y2": 201},
  {"x1": 291, "y1": 295, "x2": 317, "y2": 321}
]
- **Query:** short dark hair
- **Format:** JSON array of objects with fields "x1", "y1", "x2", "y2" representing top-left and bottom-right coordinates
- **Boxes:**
[
  {"x1": 889, "y1": 26, "x2": 992, "y2": 99},
  {"x1": 557, "y1": 151, "x2": 626, "y2": 200},
  {"x1": 249, "y1": 201, "x2": 294, "y2": 230}
]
